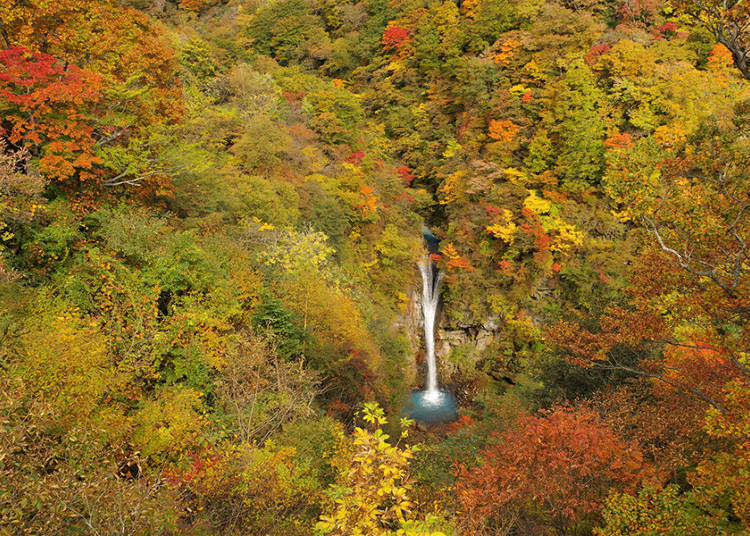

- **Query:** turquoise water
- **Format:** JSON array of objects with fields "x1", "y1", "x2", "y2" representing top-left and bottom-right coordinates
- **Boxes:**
[{"x1": 407, "y1": 390, "x2": 458, "y2": 424}]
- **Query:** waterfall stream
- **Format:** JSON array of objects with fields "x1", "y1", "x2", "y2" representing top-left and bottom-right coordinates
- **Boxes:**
[
  {"x1": 408, "y1": 248, "x2": 457, "y2": 423},
  {"x1": 418, "y1": 255, "x2": 443, "y2": 396}
]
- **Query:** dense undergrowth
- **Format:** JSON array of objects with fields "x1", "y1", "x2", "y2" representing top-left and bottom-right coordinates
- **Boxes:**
[{"x1": 0, "y1": 0, "x2": 748, "y2": 534}]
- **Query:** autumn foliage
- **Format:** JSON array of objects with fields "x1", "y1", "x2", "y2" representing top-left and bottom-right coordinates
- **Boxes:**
[
  {"x1": 0, "y1": 0, "x2": 749, "y2": 534},
  {"x1": 488, "y1": 119, "x2": 520, "y2": 143},
  {"x1": 383, "y1": 25, "x2": 410, "y2": 51},
  {"x1": 457, "y1": 406, "x2": 649, "y2": 533},
  {"x1": 0, "y1": 47, "x2": 103, "y2": 182}
]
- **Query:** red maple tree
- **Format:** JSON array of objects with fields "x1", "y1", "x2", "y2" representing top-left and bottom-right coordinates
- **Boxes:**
[
  {"x1": 0, "y1": 46, "x2": 103, "y2": 183},
  {"x1": 456, "y1": 405, "x2": 649, "y2": 534}
]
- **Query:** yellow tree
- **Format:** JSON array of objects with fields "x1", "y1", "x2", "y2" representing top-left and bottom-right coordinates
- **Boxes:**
[{"x1": 316, "y1": 403, "x2": 447, "y2": 536}]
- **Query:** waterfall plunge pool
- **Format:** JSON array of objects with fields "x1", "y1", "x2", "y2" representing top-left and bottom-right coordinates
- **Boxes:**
[{"x1": 407, "y1": 389, "x2": 458, "y2": 424}]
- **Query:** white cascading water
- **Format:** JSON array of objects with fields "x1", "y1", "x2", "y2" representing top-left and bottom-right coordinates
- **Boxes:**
[
  {"x1": 418, "y1": 255, "x2": 444, "y2": 397},
  {"x1": 408, "y1": 248, "x2": 457, "y2": 423}
]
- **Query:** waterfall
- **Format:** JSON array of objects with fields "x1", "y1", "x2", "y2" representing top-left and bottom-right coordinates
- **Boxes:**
[
  {"x1": 407, "y1": 231, "x2": 457, "y2": 423},
  {"x1": 418, "y1": 255, "x2": 443, "y2": 396}
]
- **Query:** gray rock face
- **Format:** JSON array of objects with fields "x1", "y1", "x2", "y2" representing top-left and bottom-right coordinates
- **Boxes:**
[
  {"x1": 437, "y1": 319, "x2": 501, "y2": 357},
  {"x1": 391, "y1": 287, "x2": 422, "y2": 386},
  {"x1": 394, "y1": 284, "x2": 503, "y2": 388},
  {"x1": 435, "y1": 316, "x2": 503, "y2": 384}
]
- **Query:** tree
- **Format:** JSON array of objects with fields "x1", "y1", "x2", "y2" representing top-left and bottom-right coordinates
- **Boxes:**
[
  {"x1": 552, "y1": 105, "x2": 749, "y2": 414},
  {"x1": 456, "y1": 405, "x2": 649, "y2": 535},
  {"x1": 178, "y1": 441, "x2": 325, "y2": 536},
  {"x1": 672, "y1": 0, "x2": 750, "y2": 80},
  {"x1": 0, "y1": 305, "x2": 181, "y2": 534},
  {"x1": 316, "y1": 403, "x2": 444, "y2": 536},
  {"x1": 214, "y1": 333, "x2": 320, "y2": 444},
  {"x1": 0, "y1": 0, "x2": 181, "y2": 126},
  {"x1": 603, "y1": 123, "x2": 749, "y2": 301},
  {"x1": 596, "y1": 381, "x2": 750, "y2": 535},
  {"x1": 383, "y1": 25, "x2": 410, "y2": 51},
  {"x1": 0, "y1": 47, "x2": 103, "y2": 183},
  {"x1": 0, "y1": 0, "x2": 183, "y2": 191},
  {"x1": 245, "y1": 0, "x2": 331, "y2": 65},
  {"x1": 597, "y1": 485, "x2": 726, "y2": 536},
  {"x1": 552, "y1": 59, "x2": 607, "y2": 190},
  {"x1": 692, "y1": 380, "x2": 750, "y2": 527},
  {"x1": 0, "y1": 141, "x2": 45, "y2": 267},
  {"x1": 303, "y1": 83, "x2": 365, "y2": 146}
]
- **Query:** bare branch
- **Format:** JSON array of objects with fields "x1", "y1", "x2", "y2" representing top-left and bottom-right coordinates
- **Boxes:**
[
  {"x1": 644, "y1": 216, "x2": 740, "y2": 297},
  {"x1": 594, "y1": 359, "x2": 728, "y2": 414}
]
